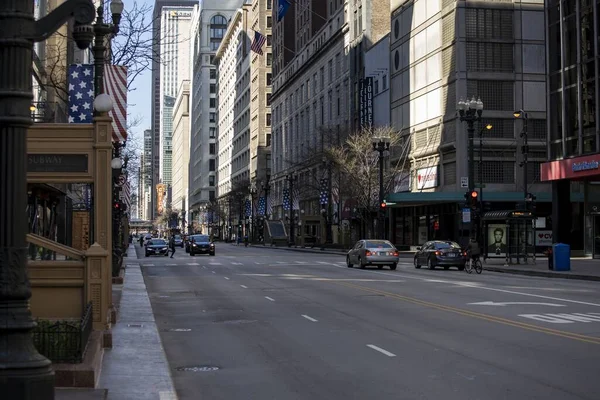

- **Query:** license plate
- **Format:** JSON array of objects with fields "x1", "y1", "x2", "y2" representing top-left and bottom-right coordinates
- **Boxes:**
[
  {"x1": 447, "y1": 253, "x2": 456, "y2": 257},
  {"x1": 379, "y1": 252, "x2": 387, "y2": 256}
]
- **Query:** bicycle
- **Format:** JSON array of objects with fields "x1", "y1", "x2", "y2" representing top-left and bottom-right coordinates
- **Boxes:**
[{"x1": 465, "y1": 255, "x2": 483, "y2": 274}]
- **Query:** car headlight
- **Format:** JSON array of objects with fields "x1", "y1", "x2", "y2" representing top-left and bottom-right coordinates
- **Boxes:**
[
  {"x1": 162, "y1": 247, "x2": 168, "y2": 251},
  {"x1": 210, "y1": 243, "x2": 215, "y2": 247}
]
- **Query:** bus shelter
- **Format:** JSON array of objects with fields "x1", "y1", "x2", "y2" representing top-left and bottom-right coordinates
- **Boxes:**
[{"x1": 482, "y1": 210, "x2": 536, "y2": 265}]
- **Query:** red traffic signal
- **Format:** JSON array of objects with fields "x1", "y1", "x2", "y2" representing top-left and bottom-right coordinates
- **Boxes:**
[
  {"x1": 380, "y1": 202, "x2": 387, "y2": 208},
  {"x1": 470, "y1": 191, "x2": 478, "y2": 199}
]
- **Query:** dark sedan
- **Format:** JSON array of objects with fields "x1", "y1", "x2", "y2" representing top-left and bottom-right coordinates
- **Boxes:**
[
  {"x1": 173, "y1": 234, "x2": 184, "y2": 248},
  {"x1": 189, "y1": 235, "x2": 215, "y2": 256},
  {"x1": 145, "y1": 239, "x2": 169, "y2": 257},
  {"x1": 414, "y1": 240, "x2": 466, "y2": 270}
]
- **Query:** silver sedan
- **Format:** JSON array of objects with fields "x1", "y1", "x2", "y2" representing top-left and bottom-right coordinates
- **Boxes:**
[{"x1": 346, "y1": 240, "x2": 400, "y2": 270}]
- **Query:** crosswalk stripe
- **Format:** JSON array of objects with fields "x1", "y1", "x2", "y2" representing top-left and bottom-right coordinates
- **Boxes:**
[
  {"x1": 231, "y1": 262, "x2": 242, "y2": 265},
  {"x1": 187, "y1": 263, "x2": 199, "y2": 266}
]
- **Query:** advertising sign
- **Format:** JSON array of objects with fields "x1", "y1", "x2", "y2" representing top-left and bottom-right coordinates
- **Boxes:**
[
  {"x1": 393, "y1": 171, "x2": 411, "y2": 193},
  {"x1": 359, "y1": 77, "x2": 373, "y2": 128},
  {"x1": 415, "y1": 166, "x2": 438, "y2": 190},
  {"x1": 487, "y1": 225, "x2": 508, "y2": 257},
  {"x1": 535, "y1": 230, "x2": 553, "y2": 246}
]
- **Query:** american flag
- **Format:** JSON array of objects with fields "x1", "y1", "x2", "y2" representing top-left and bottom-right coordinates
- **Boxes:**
[
  {"x1": 332, "y1": 184, "x2": 340, "y2": 204},
  {"x1": 319, "y1": 178, "x2": 329, "y2": 205},
  {"x1": 292, "y1": 187, "x2": 299, "y2": 210},
  {"x1": 68, "y1": 64, "x2": 94, "y2": 124},
  {"x1": 267, "y1": 192, "x2": 274, "y2": 216},
  {"x1": 257, "y1": 196, "x2": 266, "y2": 216},
  {"x1": 282, "y1": 188, "x2": 290, "y2": 211},
  {"x1": 119, "y1": 178, "x2": 131, "y2": 212},
  {"x1": 250, "y1": 31, "x2": 267, "y2": 55},
  {"x1": 103, "y1": 65, "x2": 128, "y2": 142},
  {"x1": 245, "y1": 199, "x2": 251, "y2": 217}
]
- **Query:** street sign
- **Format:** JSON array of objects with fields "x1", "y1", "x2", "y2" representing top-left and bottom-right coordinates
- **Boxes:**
[
  {"x1": 475, "y1": 183, "x2": 486, "y2": 188},
  {"x1": 462, "y1": 208, "x2": 471, "y2": 223},
  {"x1": 460, "y1": 177, "x2": 468, "y2": 188}
]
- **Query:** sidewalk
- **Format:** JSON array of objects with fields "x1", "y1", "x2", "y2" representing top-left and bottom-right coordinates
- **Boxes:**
[
  {"x1": 97, "y1": 244, "x2": 178, "y2": 400},
  {"x1": 244, "y1": 243, "x2": 600, "y2": 281}
]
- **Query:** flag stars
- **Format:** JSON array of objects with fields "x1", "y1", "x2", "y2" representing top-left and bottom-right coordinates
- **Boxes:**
[
  {"x1": 79, "y1": 112, "x2": 87, "y2": 121},
  {"x1": 82, "y1": 102, "x2": 91, "y2": 110},
  {"x1": 78, "y1": 81, "x2": 87, "y2": 89},
  {"x1": 83, "y1": 68, "x2": 92, "y2": 76},
  {"x1": 70, "y1": 104, "x2": 79, "y2": 112},
  {"x1": 75, "y1": 92, "x2": 83, "y2": 99},
  {"x1": 87, "y1": 89, "x2": 94, "y2": 97},
  {"x1": 69, "y1": 83, "x2": 75, "y2": 91},
  {"x1": 68, "y1": 116, "x2": 75, "y2": 123},
  {"x1": 70, "y1": 70, "x2": 79, "y2": 79}
]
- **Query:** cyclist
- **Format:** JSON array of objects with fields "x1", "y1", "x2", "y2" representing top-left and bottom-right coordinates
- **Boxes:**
[{"x1": 466, "y1": 237, "x2": 481, "y2": 263}]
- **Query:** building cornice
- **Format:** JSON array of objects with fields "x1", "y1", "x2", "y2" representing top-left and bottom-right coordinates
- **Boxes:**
[{"x1": 214, "y1": 8, "x2": 243, "y2": 63}]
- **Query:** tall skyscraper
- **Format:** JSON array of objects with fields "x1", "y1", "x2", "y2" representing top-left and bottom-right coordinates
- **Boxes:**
[
  {"x1": 151, "y1": 0, "x2": 196, "y2": 219},
  {"x1": 188, "y1": 1, "x2": 240, "y2": 225}
]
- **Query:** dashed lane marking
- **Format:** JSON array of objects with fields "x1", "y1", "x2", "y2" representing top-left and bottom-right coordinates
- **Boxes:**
[{"x1": 367, "y1": 344, "x2": 396, "y2": 357}]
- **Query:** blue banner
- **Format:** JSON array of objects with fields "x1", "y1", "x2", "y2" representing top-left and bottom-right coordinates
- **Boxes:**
[{"x1": 277, "y1": 0, "x2": 291, "y2": 22}]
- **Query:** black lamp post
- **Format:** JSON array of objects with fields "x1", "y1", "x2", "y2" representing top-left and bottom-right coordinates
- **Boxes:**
[
  {"x1": 321, "y1": 158, "x2": 333, "y2": 245},
  {"x1": 372, "y1": 136, "x2": 391, "y2": 239},
  {"x1": 479, "y1": 123, "x2": 493, "y2": 239},
  {"x1": 457, "y1": 97, "x2": 484, "y2": 239},
  {"x1": 514, "y1": 109, "x2": 530, "y2": 210},
  {"x1": 261, "y1": 175, "x2": 271, "y2": 220},
  {"x1": 249, "y1": 184, "x2": 257, "y2": 242},
  {"x1": 0, "y1": 0, "x2": 96, "y2": 397},
  {"x1": 286, "y1": 174, "x2": 298, "y2": 246}
]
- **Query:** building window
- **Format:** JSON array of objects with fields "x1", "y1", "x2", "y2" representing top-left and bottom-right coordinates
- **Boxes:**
[
  {"x1": 209, "y1": 127, "x2": 216, "y2": 138},
  {"x1": 209, "y1": 159, "x2": 216, "y2": 171},
  {"x1": 209, "y1": 113, "x2": 216, "y2": 123},
  {"x1": 209, "y1": 190, "x2": 215, "y2": 201},
  {"x1": 266, "y1": 93, "x2": 272, "y2": 106},
  {"x1": 209, "y1": 175, "x2": 216, "y2": 186},
  {"x1": 266, "y1": 113, "x2": 271, "y2": 126},
  {"x1": 210, "y1": 15, "x2": 228, "y2": 51},
  {"x1": 267, "y1": 16, "x2": 272, "y2": 28},
  {"x1": 382, "y1": 75, "x2": 387, "y2": 90},
  {"x1": 267, "y1": 53, "x2": 272, "y2": 66},
  {"x1": 267, "y1": 35, "x2": 272, "y2": 46},
  {"x1": 267, "y1": 133, "x2": 271, "y2": 146},
  {"x1": 210, "y1": 69, "x2": 216, "y2": 79},
  {"x1": 267, "y1": 0, "x2": 272, "y2": 10},
  {"x1": 266, "y1": 73, "x2": 272, "y2": 85},
  {"x1": 209, "y1": 98, "x2": 216, "y2": 108},
  {"x1": 209, "y1": 143, "x2": 216, "y2": 154},
  {"x1": 210, "y1": 84, "x2": 216, "y2": 93}
]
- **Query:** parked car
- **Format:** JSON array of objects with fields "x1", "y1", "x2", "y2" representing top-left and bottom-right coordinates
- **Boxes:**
[
  {"x1": 346, "y1": 239, "x2": 399, "y2": 270},
  {"x1": 173, "y1": 234, "x2": 184, "y2": 248},
  {"x1": 145, "y1": 239, "x2": 169, "y2": 257},
  {"x1": 413, "y1": 240, "x2": 466, "y2": 270},
  {"x1": 188, "y1": 234, "x2": 215, "y2": 256}
]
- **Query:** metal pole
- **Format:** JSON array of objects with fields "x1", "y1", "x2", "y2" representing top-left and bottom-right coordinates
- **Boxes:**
[
  {"x1": 379, "y1": 147, "x2": 385, "y2": 239},
  {"x1": 93, "y1": 5, "x2": 106, "y2": 97},
  {"x1": 522, "y1": 115, "x2": 529, "y2": 210},
  {"x1": 467, "y1": 121, "x2": 475, "y2": 193},
  {"x1": 0, "y1": 0, "x2": 95, "y2": 397},
  {"x1": 479, "y1": 126, "x2": 484, "y2": 243},
  {"x1": 326, "y1": 165, "x2": 333, "y2": 244},
  {"x1": 289, "y1": 177, "x2": 295, "y2": 246}
]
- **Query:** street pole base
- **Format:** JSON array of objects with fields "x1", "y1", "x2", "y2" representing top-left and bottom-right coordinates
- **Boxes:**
[{"x1": 0, "y1": 365, "x2": 55, "y2": 400}]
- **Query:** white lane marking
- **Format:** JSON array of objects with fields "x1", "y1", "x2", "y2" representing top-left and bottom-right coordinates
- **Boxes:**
[
  {"x1": 224, "y1": 277, "x2": 230, "y2": 280},
  {"x1": 367, "y1": 344, "x2": 396, "y2": 357},
  {"x1": 469, "y1": 301, "x2": 565, "y2": 307},
  {"x1": 144, "y1": 264, "x2": 155, "y2": 267},
  {"x1": 240, "y1": 285, "x2": 248, "y2": 289},
  {"x1": 231, "y1": 262, "x2": 242, "y2": 265},
  {"x1": 254, "y1": 262, "x2": 262, "y2": 265},
  {"x1": 211, "y1": 271, "x2": 216, "y2": 274},
  {"x1": 159, "y1": 391, "x2": 178, "y2": 400},
  {"x1": 296, "y1": 261, "x2": 309, "y2": 264},
  {"x1": 506, "y1": 286, "x2": 595, "y2": 293},
  {"x1": 265, "y1": 296, "x2": 275, "y2": 302},
  {"x1": 317, "y1": 261, "x2": 331, "y2": 265},
  {"x1": 187, "y1": 263, "x2": 199, "y2": 266},
  {"x1": 302, "y1": 315, "x2": 318, "y2": 322},
  {"x1": 209, "y1": 262, "x2": 222, "y2": 265},
  {"x1": 276, "y1": 261, "x2": 286, "y2": 264},
  {"x1": 202, "y1": 266, "x2": 207, "y2": 269},
  {"x1": 329, "y1": 262, "x2": 600, "y2": 307},
  {"x1": 166, "y1": 264, "x2": 176, "y2": 266},
  {"x1": 520, "y1": 313, "x2": 600, "y2": 324}
]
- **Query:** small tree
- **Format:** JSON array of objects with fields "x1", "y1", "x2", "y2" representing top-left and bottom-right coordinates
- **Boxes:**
[{"x1": 326, "y1": 126, "x2": 410, "y2": 237}]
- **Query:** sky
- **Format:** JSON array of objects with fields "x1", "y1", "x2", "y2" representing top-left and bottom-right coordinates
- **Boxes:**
[{"x1": 126, "y1": 0, "x2": 155, "y2": 149}]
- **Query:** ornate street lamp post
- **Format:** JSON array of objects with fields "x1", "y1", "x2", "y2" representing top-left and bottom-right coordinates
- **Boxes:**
[
  {"x1": 321, "y1": 158, "x2": 333, "y2": 245},
  {"x1": 457, "y1": 97, "x2": 484, "y2": 240},
  {"x1": 286, "y1": 174, "x2": 298, "y2": 246},
  {"x1": 0, "y1": 0, "x2": 96, "y2": 397},
  {"x1": 372, "y1": 136, "x2": 391, "y2": 239},
  {"x1": 249, "y1": 184, "x2": 257, "y2": 242}
]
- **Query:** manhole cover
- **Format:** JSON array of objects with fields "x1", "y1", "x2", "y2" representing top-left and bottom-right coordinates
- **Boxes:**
[
  {"x1": 217, "y1": 319, "x2": 257, "y2": 325},
  {"x1": 127, "y1": 324, "x2": 144, "y2": 328},
  {"x1": 175, "y1": 366, "x2": 220, "y2": 372},
  {"x1": 164, "y1": 328, "x2": 192, "y2": 332}
]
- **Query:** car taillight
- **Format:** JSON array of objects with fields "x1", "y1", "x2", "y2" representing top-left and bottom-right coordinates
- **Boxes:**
[
  {"x1": 366, "y1": 250, "x2": 372, "y2": 256},
  {"x1": 463, "y1": 251, "x2": 467, "y2": 256},
  {"x1": 392, "y1": 251, "x2": 399, "y2": 256}
]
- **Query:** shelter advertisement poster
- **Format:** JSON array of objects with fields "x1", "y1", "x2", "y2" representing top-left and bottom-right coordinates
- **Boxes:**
[{"x1": 487, "y1": 224, "x2": 507, "y2": 257}]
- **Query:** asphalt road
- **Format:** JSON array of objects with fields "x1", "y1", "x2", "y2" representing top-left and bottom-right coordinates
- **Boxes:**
[{"x1": 136, "y1": 243, "x2": 600, "y2": 400}]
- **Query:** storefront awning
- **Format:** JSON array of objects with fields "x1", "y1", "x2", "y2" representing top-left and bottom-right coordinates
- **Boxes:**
[
  {"x1": 384, "y1": 191, "x2": 583, "y2": 206},
  {"x1": 482, "y1": 210, "x2": 535, "y2": 220}
]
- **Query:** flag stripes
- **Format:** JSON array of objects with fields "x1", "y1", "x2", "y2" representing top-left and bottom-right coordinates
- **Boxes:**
[
  {"x1": 250, "y1": 31, "x2": 267, "y2": 55},
  {"x1": 104, "y1": 65, "x2": 128, "y2": 142}
]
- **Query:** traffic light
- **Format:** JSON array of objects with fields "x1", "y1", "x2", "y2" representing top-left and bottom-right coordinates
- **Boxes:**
[
  {"x1": 380, "y1": 202, "x2": 387, "y2": 209},
  {"x1": 464, "y1": 190, "x2": 479, "y2": 209}
]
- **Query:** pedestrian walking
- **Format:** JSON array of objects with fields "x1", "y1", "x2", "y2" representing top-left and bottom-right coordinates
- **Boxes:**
[{"x1": 169, "y1": 235, "x2": 176, "y2": 258}]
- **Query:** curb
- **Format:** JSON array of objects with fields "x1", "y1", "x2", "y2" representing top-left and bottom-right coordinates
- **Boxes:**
[{"x1": 483, "y1": 266, "x2": 600, "y2": 282}]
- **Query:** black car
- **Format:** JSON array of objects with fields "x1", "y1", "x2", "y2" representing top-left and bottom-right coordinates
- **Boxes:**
[
  {"x1": 145, "y1": 239, "x2": 169, "y2": 257},
  {"x1": 189, "y1": 235, "x2": 215, "y2": 256},
  {"x1": 173, "y1": 234, "x2": 184, "y2": 248},
  {"x1": 414, "y1": 240, "x2": 466, "y2": 270}
]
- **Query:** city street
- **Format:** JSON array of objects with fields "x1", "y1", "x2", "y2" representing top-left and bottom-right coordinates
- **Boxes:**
[{"x1": 136, "y1": 244, "x2": 600, "y2": 400}]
